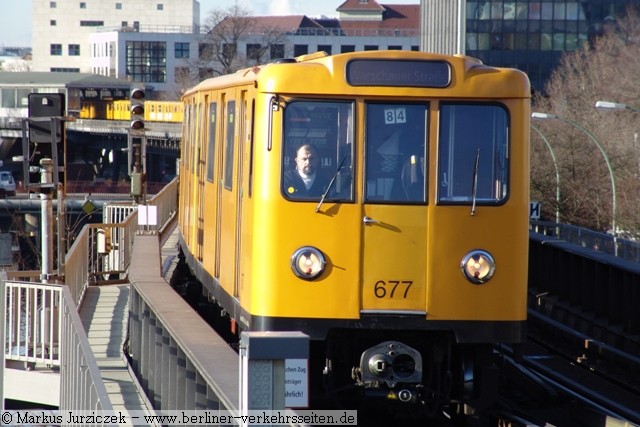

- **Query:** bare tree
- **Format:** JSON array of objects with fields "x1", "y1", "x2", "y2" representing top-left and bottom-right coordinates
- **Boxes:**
[
  {"x1": 1, "y1": 59, "x2": 32, "y2": 72},
  {"x1": 198, "y1": 5, "x2": 256, "y2": 76},
  {"x1": 191, "y1": 5, "x2": 290, "y2": 80},
  {"x1": 531, "y1": 4, "x2": 640, "y2": 236}
]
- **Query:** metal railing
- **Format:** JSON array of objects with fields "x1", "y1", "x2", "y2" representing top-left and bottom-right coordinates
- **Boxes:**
[
  {"x1": 1, "y1": 279, "x2": 113, "y2": 413},
  {"x1": 4, "y1": 280, "x2": 62, "y2": 367},
  {"x1": 63, "y1": 177, "x2": 179, "y2": 306},
  {"x1": 59, "y1": 285, "x2": 114, "y2": 413},
  {"x1": 530, "y1": 220, "x2": 640, "y2": 263},
  {"x1": 101, "y1": 205, "x2": 138, "y2": 279},
  {"x1": 2, "y1": 178, "x2": 178, "y2": 410},
  {"x1": 128, "y1": 262, "x2": 239, "y2": 413},
  {"x1": 290, "y1": 27, "x2": 420, "y2": 38},
  {"x1": 142, "y1": 177, "x2": 178, "y2": 236}
]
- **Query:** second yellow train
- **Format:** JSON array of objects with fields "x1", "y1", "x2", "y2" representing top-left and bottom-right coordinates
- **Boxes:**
[{"x1": 78, "y1": 99, "x2": 183, "y2": 123}]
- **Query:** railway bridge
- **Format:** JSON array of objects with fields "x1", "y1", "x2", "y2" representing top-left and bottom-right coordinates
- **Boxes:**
[{"x1": 0, "y1": 179, "x2": 638, "y2": 425}]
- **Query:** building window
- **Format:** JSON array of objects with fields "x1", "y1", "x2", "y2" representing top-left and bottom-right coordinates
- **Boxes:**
[
  {"x1": 175, "y1": 42, "x2": 189, "y2": 58},
  {"x1": 341, "y1": 45, "x2": 355, "y2": 53},
  {"x1": 126, "y1": 41, "x2": 167, "y2": 83},
  {"x1": 50, "y1": 20, "x2": 56, "y2": 26},
  {"x1": 157, "y1": 3, "x2": 163, "y2": 10},
  {"x1": 270, "y1": 44, "x2": 285, "y2": 60},
  {"x1": 198, "y1": 43, "x2": 208, "y2": 59},
  {"x1": 175, "y1": 67, "x2": 190, "y2": 84},
  {"x1": 318, "y1": 45, "x2": 332, "y2": 54},
  {"x1": 122, "y1": 21, "x2": 128, "y2": 28},
  {"x1": 388, "y1": 45, "x2": 402, "y2": 50},
  {"x1": 50, "y1": 2, "x2": 56, "y2": 8},
  {"x1": 293, "y1": 45, "x2": 308, "y2": 56},
  {"x1": 223, "y1": 43, "x2": 237, "y2": 59},
  {"x1": 116, "y1": 3, "x2": 122, "y2": 9},
  {"x1": 80, "y1": 2, "x2": 86, "y2": 8},
  {"x1": 364, "y1": 45, "x2": 378, "y2": 51},
  {"x1": 80, "y1": 21, "x2": 104, "y2": 27},
  {"x1": 50, "y1": 44, "x2": 62, "y2": 55},
  {"x1": 51, "y1": 68, "x2": 80, "y2": 72},
  {"x1": 246, "y1": 43, "x2": 262, "y2": 61},
  {"x1": 199, "y1": 68, "x2": 214, "y2": 80},
  {"x1": 411, "y1": 45, "x2": 419, "y2": 51},
  {"x1": 69, "y1": 44, "x2": 80, "y2": 56}
]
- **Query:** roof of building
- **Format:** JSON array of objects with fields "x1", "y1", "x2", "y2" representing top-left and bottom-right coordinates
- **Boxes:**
[
  {"x1": 0, "y1": 72, "x2": 133, "y2": 88},
  {"x1": 337, "y1": 0, "x2": 386, "y2": 13},
  {"x1": 239, "y1": 15, "x2": 328, "y2": 33},
  {"x1": 340, "y1": 5, "x2": 419, "y2": 32},
  {"x1": 217, "y1": 3, "x2": 418, "y2": 36}
]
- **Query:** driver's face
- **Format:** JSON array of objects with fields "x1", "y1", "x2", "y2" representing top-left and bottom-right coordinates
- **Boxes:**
[{"x1": 295, "y1": 148, "x2": 317, "y2": 175}]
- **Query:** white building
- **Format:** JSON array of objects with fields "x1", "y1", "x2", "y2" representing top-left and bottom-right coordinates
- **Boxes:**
[
  {"x1": 32, "y1": 0, "x2": 200, "y2": 74},
  {"x1": 32, "y1": 0, "x2": 419, "y2": 98}
]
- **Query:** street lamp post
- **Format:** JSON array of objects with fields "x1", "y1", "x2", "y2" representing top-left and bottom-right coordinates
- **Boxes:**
[
  {"x1": 596, "y1": 100, "x2": 640, "y2": 178},
  {"x1": 595, "y1": 100, "x2": 640, "y2": 113},
  {"x1": 531, "y1": 112, "x2": 617, "y2": 243},
  {"x1": 530, "y1": 123, "x2": 561, "y2": 224}
]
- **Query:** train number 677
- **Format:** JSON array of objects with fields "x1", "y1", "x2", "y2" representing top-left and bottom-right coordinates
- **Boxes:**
[{"x1": 373, "y1": 280, "x2": 413, "y2": 299}]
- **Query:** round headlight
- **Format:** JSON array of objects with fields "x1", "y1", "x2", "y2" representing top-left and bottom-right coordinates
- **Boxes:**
[
  {"x1": 291, "y1": 246, "x2": 326, "y2": 280},
  {"x1": 460, "y1": 250, "x2": 495, "y2": 284}
]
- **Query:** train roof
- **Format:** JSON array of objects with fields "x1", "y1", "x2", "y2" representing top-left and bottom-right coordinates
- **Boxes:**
[{"x1": 182, "y1": 50, "x2": 531, "y2": 100}]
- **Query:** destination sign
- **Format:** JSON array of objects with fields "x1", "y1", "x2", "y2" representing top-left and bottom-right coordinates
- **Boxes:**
[{"x1": 346, "y1": 59, "x2": 451, "y2": 88}]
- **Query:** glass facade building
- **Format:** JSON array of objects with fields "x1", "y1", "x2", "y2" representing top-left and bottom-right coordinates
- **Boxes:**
[{"x1": 463, "y1": 1, "x2": 633, "y2": 91}]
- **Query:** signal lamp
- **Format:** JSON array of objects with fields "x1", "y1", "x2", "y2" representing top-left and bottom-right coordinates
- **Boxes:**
[
  {"x1": 460, "y1": 249, "x2": 495, "y2": 284},
  {"x1": 291, "y1": 246, "x2": 326, "y2": 280},
  {"x1": 130, "y1": 85, "x2": 145, "y2": 130}
]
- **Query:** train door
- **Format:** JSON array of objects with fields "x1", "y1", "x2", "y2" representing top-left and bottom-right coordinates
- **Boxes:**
[
  {"x1": 195, "y1": 98, "x2": 206, "y2": 262},
  {"x1": 179, "y1": 102, "x2": 191, "y2": 243},
  {"x1": 361, "y1": 103, "x2": 429, "y2": 313},
  {"x1": 234, "y1": 91, "x2": 249, "y2": 298},
  {"x1": 203, "y1": 99, "x2": 219, "y2": 278},
  {"x1": 189, "y1": 101, "x2": 202, "y2": 252},
  {"x1": 185, "y1": 102, "x2": 197, "y2": 251},
  {"x1": 214, "y1": 94, "x2": 226, "y2": 278},
  {"x1": 217, "y1": 98, "x2": 238, "y2": 294}
]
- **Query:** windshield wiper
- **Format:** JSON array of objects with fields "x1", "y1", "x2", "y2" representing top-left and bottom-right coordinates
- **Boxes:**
[
  {"x1": 471, "y1": 148, "x2": 480, "y2": 216},
  {"x1": 315, "y1": 154, "x2": 348, "y2": 213}
]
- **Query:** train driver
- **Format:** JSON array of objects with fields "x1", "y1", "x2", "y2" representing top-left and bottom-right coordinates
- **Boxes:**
[{"x1": 283, "y1": 144, "x2": 330, "y2": 198}]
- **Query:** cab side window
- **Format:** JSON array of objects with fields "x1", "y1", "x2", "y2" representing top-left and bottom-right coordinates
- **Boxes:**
[
  {"x1": 438, "y1": 103, "x2": 509, "y2": 204},
  {"x1": 282, "y1": 101, "x2": 354, "y2": 201}
]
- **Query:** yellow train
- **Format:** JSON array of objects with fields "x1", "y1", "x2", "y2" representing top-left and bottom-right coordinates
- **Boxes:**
[
  {"x1": 176, "y1": 50, "x2": 530, "y2": 416},
  {"x1": 79, "y1": 99, "x2": 183, "y2": 123}
]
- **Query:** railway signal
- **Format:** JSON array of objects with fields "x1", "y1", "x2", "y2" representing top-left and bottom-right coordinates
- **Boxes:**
[
  {"x1": 128, "y1": 84, "x2": 146, "y2": 201},
  {"x1": 130, "y1": 86, "x2": 145, "y2": 131},
  {"x1": 23, "y1": 93, "x2": 67, "y2": 192}
]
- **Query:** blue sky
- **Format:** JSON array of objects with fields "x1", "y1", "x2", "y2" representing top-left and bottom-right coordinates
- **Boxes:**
[{"x1": 0, "y1": 0, "x2": 417, "y2": 48}]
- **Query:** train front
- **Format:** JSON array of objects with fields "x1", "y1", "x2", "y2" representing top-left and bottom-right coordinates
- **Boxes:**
[{"x1": 246, "y1": 51, "x2": 531, "y2": 414}]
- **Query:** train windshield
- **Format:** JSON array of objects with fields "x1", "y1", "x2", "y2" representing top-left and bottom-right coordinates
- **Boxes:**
[
  {"x1": 282, "y1": 100, "x2": 354, "y2": 202},
  {"x1": 364, "y1": 103, "x2": 428, "y2": 203},
  {"x1": 437, "y1": 103, "x2": 509, "y2": 205}
]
